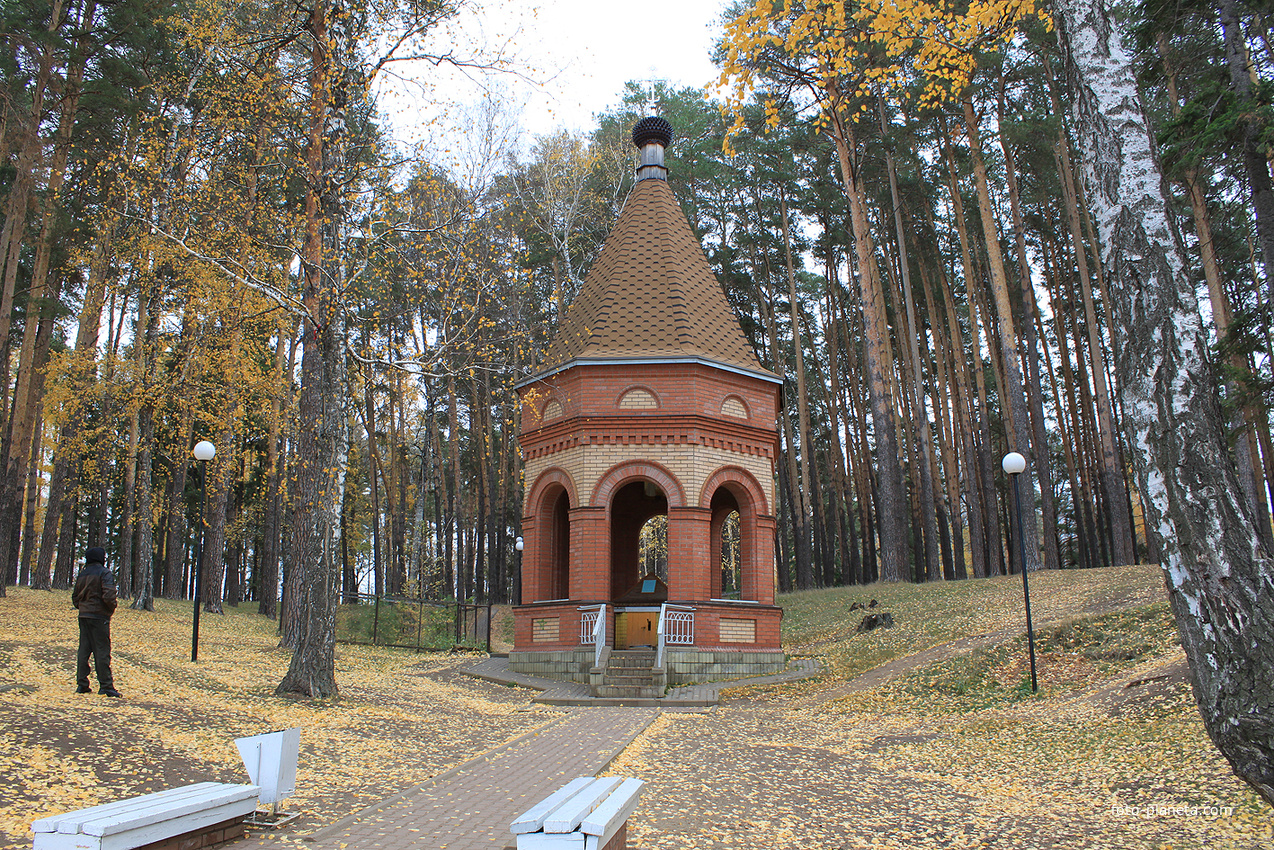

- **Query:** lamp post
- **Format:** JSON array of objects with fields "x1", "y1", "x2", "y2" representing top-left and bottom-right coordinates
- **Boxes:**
[
  {"x1": 191, "y1": 440, "x2": 215, "y2": 662},
  {"x1": 1002, "y1": 451, "x2": 1038, "y2": 693}
]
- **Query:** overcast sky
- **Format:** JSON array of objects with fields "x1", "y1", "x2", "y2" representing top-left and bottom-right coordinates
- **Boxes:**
[
  {"x1": 374, "y1": 0, "x2": 732, "y2": 163},
  {"x1": 505, "y1": 0, "x2": 730, "y2": 132}
]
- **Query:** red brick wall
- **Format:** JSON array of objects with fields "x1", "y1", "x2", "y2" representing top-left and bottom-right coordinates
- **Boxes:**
[
  {"x1": 514, "y1": 361, "x2": 782, "y2": 652},
  {"x1": 514, "y1": 601, "x2": 781, "y2": 652},
  {"x1": 684, "y1": 603, "x2": 783, "y2": 650},
  {"x1": 520, "y1": 363, "x2": 778, "y2": 447}
]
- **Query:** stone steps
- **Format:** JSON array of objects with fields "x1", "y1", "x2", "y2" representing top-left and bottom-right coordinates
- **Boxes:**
[{"x1": 590, "y1": 649, "x2": 663, "y2": 700}]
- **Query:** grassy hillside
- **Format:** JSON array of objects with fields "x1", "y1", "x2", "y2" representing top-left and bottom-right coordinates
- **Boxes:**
[{"x1": 778, "y1": 563, "x2": 1168, "y2": 679}]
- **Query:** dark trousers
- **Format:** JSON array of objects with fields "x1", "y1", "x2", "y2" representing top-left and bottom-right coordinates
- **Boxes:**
[{"x1": 77, "y1": 616, "x2": 114, "y2": 691}]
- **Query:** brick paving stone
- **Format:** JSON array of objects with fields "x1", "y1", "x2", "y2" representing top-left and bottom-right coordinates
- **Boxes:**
[
  {"x1": 230, "y1": 658, "x2": 818, "y2": 849},
  {"x1": 233, "y1": 708, "x2": 656, "y2": 850}
]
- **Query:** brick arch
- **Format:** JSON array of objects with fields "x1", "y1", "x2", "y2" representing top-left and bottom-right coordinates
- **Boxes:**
[
  {"x1": 527, "y1": 467, "x2": 578, "y2": 514},
  {"x1": 541, "y1": 397, "x2": 564, "y2": 421},
  {"x1": 616, "y1": 384, "x2": 659, "y2": 410},
  {"x1": 720, "y1": 394, "x2": 750, "y2": 420},
  {"x1": 699, "y1": 465, "x2": 769, "y2": 516},
  {"x1": 592, "y1": 459, "x2": 686, "y2": 508},
  {"x1": 702, "y1": 465, "x2": 775, "y2": 604}
]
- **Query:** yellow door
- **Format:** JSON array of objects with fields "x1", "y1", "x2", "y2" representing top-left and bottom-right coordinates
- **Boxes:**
[{"x1": 626, "y1": 612, "x2": 657, "y2": 648}]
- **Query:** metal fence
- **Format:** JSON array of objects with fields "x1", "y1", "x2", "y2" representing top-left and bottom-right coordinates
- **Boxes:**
[{"x1": 335, "y1": 593, "x2": 491, "y2": 652}]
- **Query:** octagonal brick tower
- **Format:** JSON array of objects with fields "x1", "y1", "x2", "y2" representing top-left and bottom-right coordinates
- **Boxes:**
[{"x1": 511, "y1": 116, "x2": 784, "y2": 686}]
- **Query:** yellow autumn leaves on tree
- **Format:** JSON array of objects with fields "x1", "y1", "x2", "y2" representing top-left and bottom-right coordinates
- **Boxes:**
[{"x1": 720, "y1": 0, "x2": 1049, "y2": 132}]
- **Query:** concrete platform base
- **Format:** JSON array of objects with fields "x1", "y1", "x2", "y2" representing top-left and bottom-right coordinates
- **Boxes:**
[{"x1": 467, "y1": 656, "x2": 822, "y2": 708}]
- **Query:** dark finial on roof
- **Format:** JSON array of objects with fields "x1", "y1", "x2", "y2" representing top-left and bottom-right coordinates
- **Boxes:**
[{"x1": 632, "y1": 115, "x2": 673, "y2": 149}]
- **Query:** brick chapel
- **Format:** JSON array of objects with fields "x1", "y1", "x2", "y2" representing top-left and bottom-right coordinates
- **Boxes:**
[{"x1": 510, "y1": 116, "x2": 785, "y2": 687}]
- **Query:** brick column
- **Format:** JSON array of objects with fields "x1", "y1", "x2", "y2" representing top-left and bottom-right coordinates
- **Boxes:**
[
  {"x1": 742, "y1": 514, "x2": 777, "y2": 605},
  {"x1": 519, "y1": 515, "x2": 542, "y2": 602},
  {"x1": 569, "y1": 506, "x2": 609, "y2": 600},
  {"x1": 667, "y1": 506, "x2": 712, "y2": 601},
  {"x1": 709, "y1": 511, "x2": 724, "y2": 599}
]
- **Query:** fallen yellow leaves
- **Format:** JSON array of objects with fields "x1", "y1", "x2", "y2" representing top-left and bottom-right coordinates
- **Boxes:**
[{"x1": 0, "y1": 588, "x2": 558, "y2": 849}]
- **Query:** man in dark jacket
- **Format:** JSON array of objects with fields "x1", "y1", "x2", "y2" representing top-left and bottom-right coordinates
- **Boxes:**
[{"x1": 72, "y1": 546, "x2": 120, "y2": 697}]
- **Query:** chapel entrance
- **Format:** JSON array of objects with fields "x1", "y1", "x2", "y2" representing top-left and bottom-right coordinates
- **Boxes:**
[
  {"x1": 611, "y1": 479, "x2": 667, "y2": 649},
  {"x1": 609, "y1": 480, "x2": 667, "y2": 602}
]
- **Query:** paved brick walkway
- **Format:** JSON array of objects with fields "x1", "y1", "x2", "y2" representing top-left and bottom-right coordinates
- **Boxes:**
[{"x1": 237, "y1": 708, "x2": 656, "y2": 850}]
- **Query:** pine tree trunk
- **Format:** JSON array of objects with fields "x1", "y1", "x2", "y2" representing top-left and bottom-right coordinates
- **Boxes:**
[
  {"x1": 963, "y1": 98, "x2": 1041, "y2": 573},
  {"x1": 1056, "y1": 0, "x2": 1274, "y2": 803},
  {"x1": 1052, "y1": 106, "x2": 1136, "y2": 566},
  {"x1": 997, "y1": 89, "x2": 1061, "y2": 571},
  {"x1": 828, "y1": 102, "x2": 911, "y2": 582},
  {"x1": 942, "y1": 138, "x2": 994, "y2": 578},
  {"x1": 1220, "y1": 0, "x2": 1274, "y2": 311},
  {"x1": 131, "y1": 282, "x2": 161, "y2": 611},
  {"x1": 259, "y1": 323, "x2": 296, "y2": 616},
  {"x1": 276, "y1": 0, "x2": 347, "y2": 698},
  {"x1": 779, "y1": 190, "x2": 816, "y2": 588},
  {"x1": 1159, "y1": 36, "x2": 1274, "y2": 554},
  {"x1": 881, "y1": 116, "x2": 941, "y2": 582},
  {"x1": 823, "y1": 256, "x2": 860, "y2": 584},
  {"x1": 0, "y1": 0, "x2": 94, "y2": 583}
]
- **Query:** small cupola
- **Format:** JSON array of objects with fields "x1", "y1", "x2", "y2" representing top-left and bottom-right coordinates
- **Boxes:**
[{"x1": 633, "y1": 115, "x2": 672, "y2": 181}]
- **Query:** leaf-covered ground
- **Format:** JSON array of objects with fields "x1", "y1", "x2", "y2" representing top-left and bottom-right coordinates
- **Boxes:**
[
  {"x1": 3, "y1": 565, "x2": 1270, "y2": 849},
  {"x1": 605, "y1": 566, "x2": 1272, "y2": 848},
  {"x1": 0, "y1": 590, "x2": 560, "y2": 848}
]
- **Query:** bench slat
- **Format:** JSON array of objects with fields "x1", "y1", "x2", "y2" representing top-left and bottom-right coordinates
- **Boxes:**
[
  {"x1": 516, "y1": 832, "x2": 586, "y2": 849},
  {"x1": 510, "y1": 777, "x2": 594, "y2": 835},
  {"x1": 34, "y1": 796, "x2": 259, "y2": 850},
  {"x1": 82, "y1": 785, "x2": 259, "y2": 837},
  {"x1": 96, "y1": 798, "x2": 258, "y2": 850},
  {"x1": 579, "y1": 778, "x2": 643, "y2": 837},
  {"x1": 32, "y1": 779, "x2": 221, "y2": 835},
  {"x1": 32, "y1": 783, "x2": 258, "y2": 850},
  {"x1": 543, "y1": 778, "x2": 621, "y2": 834},
  {"x1": 32, "y1": 784, "x2": 224, "y2": 834}
]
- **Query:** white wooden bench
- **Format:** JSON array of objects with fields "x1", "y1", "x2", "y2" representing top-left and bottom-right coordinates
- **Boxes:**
[
  {"x1": 31, "y1": 782, "x2": 260, "y2": 850},
  {"x1": 510, "y1": 776, "x2": 644, "y2": 849}
]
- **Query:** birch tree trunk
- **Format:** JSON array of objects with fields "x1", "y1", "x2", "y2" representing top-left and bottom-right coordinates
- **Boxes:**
[{"x1": 1055, "y1": 0, "x2": 1274, "y2": 803}]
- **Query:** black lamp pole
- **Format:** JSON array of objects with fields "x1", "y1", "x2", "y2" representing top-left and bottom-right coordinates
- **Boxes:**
[
  {"x1": 191, "y1": 440, "x2": 215, "y2": 662},
  {"x1": 1004, "y1": 451, "x2": 1038, "y2": 693}
]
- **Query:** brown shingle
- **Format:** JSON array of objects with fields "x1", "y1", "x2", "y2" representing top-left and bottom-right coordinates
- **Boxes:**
[{"x1": 537, "y1": 178, "x2": 775, "y2": 379}]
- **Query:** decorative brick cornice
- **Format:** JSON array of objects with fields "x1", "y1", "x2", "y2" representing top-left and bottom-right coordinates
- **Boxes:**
[{"x1": 520, "y1": 414, "x2": 779, "y2": 462}]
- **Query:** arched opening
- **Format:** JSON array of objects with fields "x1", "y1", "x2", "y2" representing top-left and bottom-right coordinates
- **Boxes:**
[
  {"x1": 720, "y1": 510, "x2": 741, "y2": 597},
  {"x1": 710, "y1": 487, "x2": 741, "y2": 599},
  {"x1": 610, "y1": 480, "x2": 667, "y2": 600},
  {"x1": 638, "y1": 515, "x2": 668, "y2": 582},
  {"x1": 548, "y1": 489, "x2": 570, "y2": 599}
]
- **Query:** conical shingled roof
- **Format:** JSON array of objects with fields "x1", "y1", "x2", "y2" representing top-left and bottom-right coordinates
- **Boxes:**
[{"x1": 537, "y1": 177, "x2": 777, "y2": 380}]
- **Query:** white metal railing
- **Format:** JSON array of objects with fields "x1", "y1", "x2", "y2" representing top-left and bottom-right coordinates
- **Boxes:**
[
  {"x1": 579, "y1": 604, "x2": 607, "y2": 668},
  {"x1": 655, "y1": 603, "x2": 695, "y2": 668}
]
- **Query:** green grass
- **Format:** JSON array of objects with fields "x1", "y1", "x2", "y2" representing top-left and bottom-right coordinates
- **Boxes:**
[
  {"x1": 336, "y1": 599, "x2": 457, "y2": 649},
  {"x1": 885, "y1": 602, "x2": 1180, "y2": 714},
  {"x1": 778, "y1": 563, "x2": 1169, "y2": 681}
]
